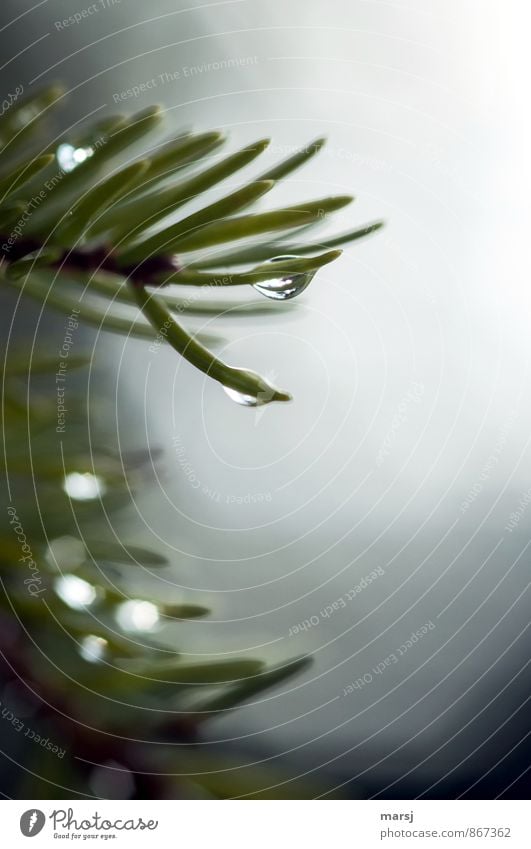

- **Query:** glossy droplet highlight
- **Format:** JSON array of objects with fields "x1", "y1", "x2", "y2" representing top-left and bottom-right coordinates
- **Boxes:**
[
  {"x1": 115, "y1": 599, "x2": 159, "y2": 632},
  {"x1": 54, "y1": 574, "x2": 98, "y2": 610},
  {"x1": 222, "y1": 368, "x2": 290, "y2": 407},
  {"x1": 252, "y1": 255, "x2": 316, "y2": 300},
  {"x1": 63, "y1": 472, "x2": 106, "y2": 501},
  {"x1": 79, "y1": 634, "x2": 108, "y2": 663},
  {"x1": 223, "y1": 386, "x2": 261, "y2": 407},
  {"x1": 56, "y1": 143, "x2": 93, "y2": 173}
]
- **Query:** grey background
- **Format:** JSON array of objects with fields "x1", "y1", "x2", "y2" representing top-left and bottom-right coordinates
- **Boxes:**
[{"x1": 2, "y1": 0, "x2": 530, "y2": 796}]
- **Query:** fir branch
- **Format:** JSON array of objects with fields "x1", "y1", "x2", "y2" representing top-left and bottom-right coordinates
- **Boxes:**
[{"x1": 0, "y1": 84, "x2": 383, "y2": 405}]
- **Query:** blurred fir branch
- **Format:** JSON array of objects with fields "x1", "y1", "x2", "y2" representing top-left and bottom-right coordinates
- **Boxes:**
[
  {"x1": 1, "y1": 354, "x2": 319, "y2": 798},
  {"x1": 0, "y1": 84, "x2": 383, "y2": 406},
  {"x1": 0, "y1": 84, "x2": 380, "y2": 797}
]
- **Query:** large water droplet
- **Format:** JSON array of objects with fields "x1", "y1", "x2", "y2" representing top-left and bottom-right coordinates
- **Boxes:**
[
  {"x1": 45, "y1": 536, "x2": 86, "y2": 572},
  {"x1": 63, "y1": 472, "x2": 106, "y2": 501},
  {"x1": 223, "y1": 386, "x2": 260, "y2": 407},
  {"x1": 79, "y1": 634, "x2": 108, "y2": 664},
  {"x1": 252, "y1": 255, "x2": 316, "y2": 300},
  {"x1": 222, "y1": 368, "x2": 290, "y2": 407},
  {"x1": 56, "y1": 143, "x2": 93, "y2": 173},
  {"x1": 115, "y1": 599, "x2": 159, "y2": 632},
  {"x1": 54, "y1": 574, "x2": 98, "y2": 610},
  {"x1": 89, "y1": 761, "x2": 135, "y2": 799}
]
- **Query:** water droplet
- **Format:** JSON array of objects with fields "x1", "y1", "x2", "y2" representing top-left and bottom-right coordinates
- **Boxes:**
[
  {"x1": 79, "y1": 634, "x2": 108, "y2": 663},
  {"x1": 45, "y1": 536, "x2": 86, "y2": 572},
  {"x1": 223, "y1": 368, "x2": 290, "y2": 407},
  {"x1": 54, "y1": 574, "x2": 98, "y2": 610},
  {"x1": 223, "y1": 386, "x2": 260, "y2": 407},
  {"x1": 115, "y1": 599, "x2": 159, "y2": 632},
  {"x1": 89, "y1": 761, "x2": 135, "y2": 799},
  {"x1": 14, "y1": 108, "x2": 34, "y2": 130},
  {"x1": 56, "y1": 142, "x2": 93, "y2": 173},
  {"x1": 252, "y1": 255, "x2": 316, "y2": 300},
  {"x1": 63, "y1": 472, "x2": 106, "y2": 501}
]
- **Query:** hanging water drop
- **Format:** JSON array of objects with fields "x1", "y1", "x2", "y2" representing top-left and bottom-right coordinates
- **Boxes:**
[
  {"x1": 223, "y1": 385, "x2": 261, "y2": 407},
  {"x1": 222, "y1": 368, "x2": 291, "y2": 407},
  {"x1": 252, "y1": 255, "x2": 316, "y2": 301}
]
